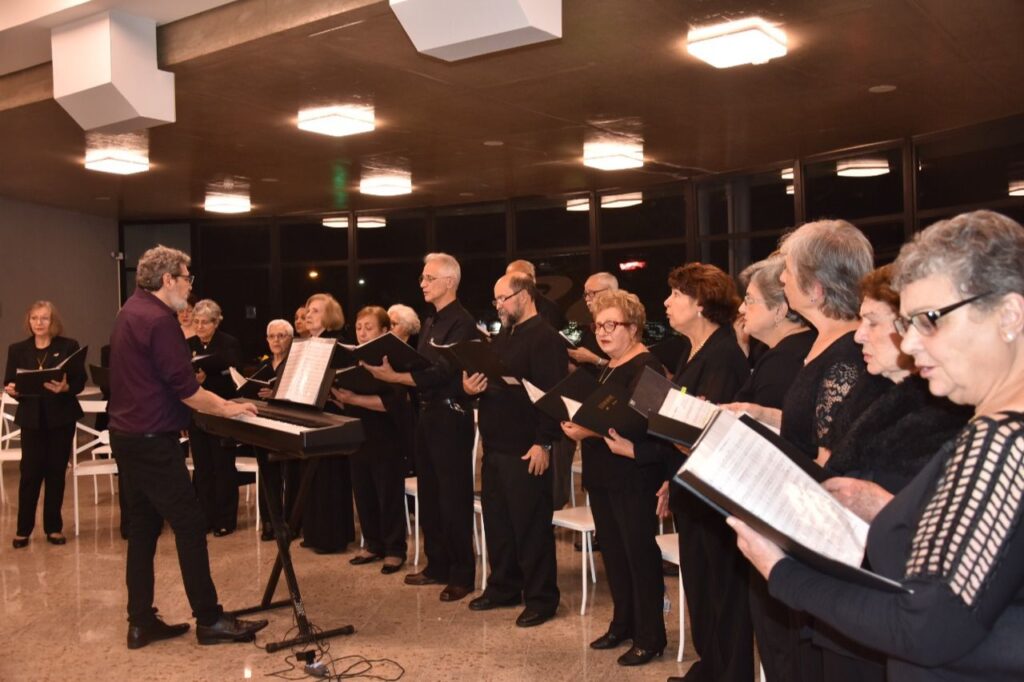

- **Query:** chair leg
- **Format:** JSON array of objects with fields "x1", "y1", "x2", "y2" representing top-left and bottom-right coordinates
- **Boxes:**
[
  {"x1": 480, "y1": 518, "x2": 488, "y2": 591},
  {"x1": 677, "y1": 566, "x2": 685, "y2": 662},
  {"x1": 588, "y1": 533, "x2": 597, "y2": 583},
  {"x1": 0, "y1": 461, "x2": 6, "y2": 505},
  {"x1": 74, "y1": 470, "x2": 80, "y2": 537},
  {"x1": 472, "y1": 512, "x2": 480, "y2": 555},
  {"x1": 579, "y1": 530, "x2": 590, "y2": 616},
  {"x1": 255, "y1": 468, "x2": 260, "y2": 529},
  {"x1": 413, "y1": 495, "x2": 420, "y2": 567}
]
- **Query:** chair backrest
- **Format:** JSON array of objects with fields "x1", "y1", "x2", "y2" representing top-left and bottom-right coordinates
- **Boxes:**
[{"x1": 1, "y1": 393, "x2": 20, "y2": 450}]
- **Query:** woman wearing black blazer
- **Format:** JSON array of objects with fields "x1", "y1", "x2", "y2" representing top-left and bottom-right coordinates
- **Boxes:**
[
  {"x1": 187, "y1": 299, "x2": 243, "y2": 536},
  {"x1": 3, "y1": 301, "x2": 85, "y2": 548}
]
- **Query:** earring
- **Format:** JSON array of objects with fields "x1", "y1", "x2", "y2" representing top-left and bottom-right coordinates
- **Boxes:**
[
  {"x1": 697, "y1": 311, "x2": 703, "y2": 318},
  {"x1": 1005, "y1": 332, "x2": 1017, "y2": 343}
]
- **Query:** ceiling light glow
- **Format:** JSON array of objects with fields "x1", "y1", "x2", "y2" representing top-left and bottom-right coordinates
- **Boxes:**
[
  {"x1": 84, "y1": 130, "x2": 150, "y2": 175},
  {"x1": 1009, "y1": 181, "x2": 1024, "y2": 197},
  {"x1": 565, "y1": 197, "x2": 590, "y2": 212},
  {"x1": 297, "y1": 104, "x2": 375, "y2": 137},
  {"x1": 785, "y1": 184, "x2": 794, "y2": 195},
  {"x1": 780, "y1": 167, "x2": 794, "y2": 181},
  {"x1": 601, "y1": 192, "x2": 643, "y2": 209},
  {"x1": 583, "y1": 140, "x2": 644, "y2": 171},
  {"x1": 357, "y1": 216, "x2": 386, "y2": 229},
  {"x1": 687, "y1": 17, "x2": 787, "y2": 69},
  {"x1": 360, "y1": 171, "x2": 412, "y2": 196},
  {"x1": 836, "y1": 158, "x2": 890, "y2": 178},
  {"x1": 322, "y1": 217, "x2": 349, "y2": 228},
  {"x1": 204, "y1": 191, "x2": 251, "y2": 214}
]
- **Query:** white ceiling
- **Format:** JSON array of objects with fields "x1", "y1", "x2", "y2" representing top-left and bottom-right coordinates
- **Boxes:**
[{"x1": 0, "y1": 0, "x2": 237, "y2": 75}]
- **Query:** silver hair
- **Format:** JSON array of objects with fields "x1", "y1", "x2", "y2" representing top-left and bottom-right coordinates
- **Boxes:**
[
  {"x1": 893, "y1": 210, "x2": 1024, "y2": 309},
  {"x1": 387, "y1": 304, "x2": 421, "y2": 336},
  {"x1": 424, "y1": 252, "x2": 462, "y2": 287},
  {"x1": 588, "y1": 271, "x2": 619, "y2": 291},
  {"x1": 193, "y1": 299, "x2": 223, "y2": 324},
  {"x1": 742, "y1": 255, "x2": 805, "y2": 324},
  {"x1": 780, "y1": 219, "x2": 873, "y2": 320},
  {"x1": 136, "y1": 245, "x2": 190, "y2": 291},
  {"x1": 266, "y1": 319, "x2": 294, "y2": 336}
]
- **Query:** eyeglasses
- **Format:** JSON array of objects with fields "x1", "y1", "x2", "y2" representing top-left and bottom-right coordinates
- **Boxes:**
[
  {"x1": 583, "y1": 288, "x2": 608, "y2": 301},
  {"x1": 743, "y1": 295, "x2": 767, "y2": 306},
  {"x1": 266, "y1": 333, "x2": 291, "y2": 340},
  {"x1": 419, "y1": 274, "x2": 450, "y2": 285},
  {"x1": 894, "y1": 292, "x2": 992, "y2": 337},
  {"x1": 592, "y1": 320, "x2": 632, "y2": 334},
  {"x1": 492, "y1": 289, "x2": 523, "y2": 307},
  {"x1": 172, "y1": 273, "x2": 195, "y2": 285}
]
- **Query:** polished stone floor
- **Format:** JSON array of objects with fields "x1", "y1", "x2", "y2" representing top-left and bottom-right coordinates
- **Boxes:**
[{"x1": 0, "y1": 470, "x2": 696, "y2": 681}]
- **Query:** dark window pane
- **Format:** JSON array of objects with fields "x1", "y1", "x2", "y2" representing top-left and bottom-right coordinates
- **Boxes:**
[
  {"x1": 123, "y1": 222, "x2": 191, "y2": 265},
  {"x1": 193, "y1": 267, "x2": 270, "y2": 361},
  {"x1": 280, "y1": 218, "x2": 348, "y2": 262},
  {"x1": 698, "y1": 239, "x2": 730, "y2": 272},
  {"x1": 455, "y1": 255, "x2": 509, "y2": 331},
  {"x1": 600, "y1": 245, "x2": 688, "y2": 342},
  {"x1": 805, "y1": 149, "x2": 904, "y2": 221},
  {"x1": 282, "y1": 265, "x2": 348, "y2": 322},
  {"x1": 357, "y1": 211, "x2": 427, "y2": 259},
  {"x1": 599, "y1": 184, "x2": 685, "y2": 243},
  {"x1": 515, "y1": 196, "x2": 590, "y2": 250},
  {"x1": 530, "y1": 252, "x2": 591, "y2": 330},
  {"x1": 917, "y1": 117, "x2": 1024, "y2": 211},
  {"x1": 856, "y1": 220, "x2": 907, "y2": 264},
  {"x1": 436, "y1": 203, "x2": 506, "y2": 253},
  {"x1": 696, "y1": 184, "x2": 728, "y2": 237},
  {"x1": 353, "y1": 261, "x2": 424, "y2": 313},
  {"x1": 698, "y1": 169, "x2": 795, "y2": 236},
  {"x1": 196, "y1": 220, "x2": 271, "y2": 264}
]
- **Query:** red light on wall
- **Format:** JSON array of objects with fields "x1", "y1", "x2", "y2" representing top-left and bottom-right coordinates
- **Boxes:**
[{"x1": 618, "y1": 260, "x2": 647, "y2": 272}]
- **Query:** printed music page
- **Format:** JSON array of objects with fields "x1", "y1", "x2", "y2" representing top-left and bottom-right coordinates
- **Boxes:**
[
  {"x1": 659, "y1": 389, "x2": 719, "y2": 429},
  {"x1": 275, "y1": 337, "x2": 335, "y2": 406},
  {"x1": 684, "y1": 410, "x2": 868, "y2": 567}
]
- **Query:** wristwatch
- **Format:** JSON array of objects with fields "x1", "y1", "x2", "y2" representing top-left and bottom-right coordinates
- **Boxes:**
[{"x1": 537, "y1": 443, "x2": 553, "y2": 452}]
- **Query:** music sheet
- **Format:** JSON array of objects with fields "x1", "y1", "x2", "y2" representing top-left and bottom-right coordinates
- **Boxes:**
[
  {"x1": 275, "y1": 338, "x2": 335, "y2": 406},
  {"x1": 658, "y1": 389, "x2": 719, "y2": 429}
]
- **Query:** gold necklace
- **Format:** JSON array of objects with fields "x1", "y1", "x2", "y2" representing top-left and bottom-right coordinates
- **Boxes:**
[{"x1": 687, "y1": 335, "x2": 709, "y2": 363}]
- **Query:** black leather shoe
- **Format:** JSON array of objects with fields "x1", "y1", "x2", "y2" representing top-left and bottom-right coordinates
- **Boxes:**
[
  {"x1": 127, "y1": 616, "x2": 190, "y2": 650},
  {"x1": 12, "y1": 537, "x2": 29, "y2": 549},
  {"x1": 404, "y1": 571, "x2": 444, "y2": 586},
  {"x1": 349, "y1": 553, "x2": 383, "y2": 565},
  {"x1": 46, "y1": 533, "x2": 67, "y2": 545},
  {"x1": 515, "y1": 608, "x2": 552, "y2": 628},
  {"x1": 260, "y1": 524, "x2": 274, "y2": 542},
  {"x1": 590, "y1": 631, "x2": 630, "y2": 650},
  {"x1": 381, "y1": 559, "x2": 405, "y2": 575},
  {"x1": 196, "y1": 614, "x2": 268, "y2": 645},
  {"x1": 439, "y1": 584, "x2": 473, "y2": 602},
  {"x1": 468, "y1": 595, "x2": 521, "y2": 611},
  {"x1": 212, "y1": 528, "x2": 233, "y2": 538},
  {"x1": 617, "y1": 645, "x2": 663, "y2": 666}
]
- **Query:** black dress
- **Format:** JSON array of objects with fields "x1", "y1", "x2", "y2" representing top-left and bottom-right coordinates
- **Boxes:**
[
  {"x1": 770, "y1": 413, "x2": 1024, "y2": 681},
  {"x1": 581, "y1": 352, "x2": 667, "y2": 652},
  {"x1": 4, "y1": 335, "x2": 86, "y2": 537}
]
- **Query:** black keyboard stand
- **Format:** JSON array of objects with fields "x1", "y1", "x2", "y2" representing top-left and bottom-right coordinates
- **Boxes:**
[{"x1": 228, "y1": 450, "x2": 355, "y2": 653}]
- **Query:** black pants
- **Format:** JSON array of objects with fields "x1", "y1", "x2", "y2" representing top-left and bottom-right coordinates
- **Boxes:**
[
  {"x1": 351, "y1": 443, "x2": 407, "y2": 558},
  {"x1": 673, "y1": 492, "x2": 753, "y2": 682},
  {"x1": 750, "y1": 573, "x2": 804, "y2": 682},
  {"x1": 589, "y1": 485, "x2": 666, "y2": 651},
  {"x1": 549, "y1": 437, "x2": 575, "y2": 511},
  {"x1": 112, "y1": 432, "x2": 221, "y2": 627},
  {"x1": 17, "y1": 423, "x2": 75, "y2": 537},
  {"x1": 415, "y1": 403, "x2": 475, "y2": 588},
  {"x1": 480, "y1": 449, "x2": 558, "y2": 614},
  {"x1": 188, "y1": 426, "x2": 238, "y2": 532}
]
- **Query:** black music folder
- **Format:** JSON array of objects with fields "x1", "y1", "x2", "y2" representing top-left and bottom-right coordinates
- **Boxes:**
[
  {"x1": 430, "y1": 339, "x2": 517, "y2": 386},
  {"x1": 525, "y1": 369, "x2": 646, "y2": 438},
  {"x1": 333, "y1": 365, "x2": 391, "y2": 395},
  {"x1": 524, "y1": 368, "x2": 600, "y2": 422},
  {"x1": 229, "y1": 367, "x2": 277, "y2": 400},
  {"x1": 334, "y1": 333, "x2": 430, "y2": 373},
  {"x1": 14, "y1": 345, "x2": 88, "y2": 396},
  {"x1": 674, "y1": 410, "x2": 908, "y2": 593},
  {"x1": 88, "y1": 363, "x2": 110, "y2": 392}
]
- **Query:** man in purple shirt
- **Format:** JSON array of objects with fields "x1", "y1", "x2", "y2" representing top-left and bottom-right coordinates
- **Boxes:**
[{"x1": 109, "y1": 245, "x2": 267, "y2": 650}]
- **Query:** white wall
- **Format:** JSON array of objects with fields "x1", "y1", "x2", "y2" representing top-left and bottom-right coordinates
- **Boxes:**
[{"x1": 0, "y1": 197, "x2": 119, "y2": 374}]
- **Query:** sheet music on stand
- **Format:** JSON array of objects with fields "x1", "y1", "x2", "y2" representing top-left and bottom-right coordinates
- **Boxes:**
[{"x1": 273, "y1": 337, "x2": 336, "y2": 407}]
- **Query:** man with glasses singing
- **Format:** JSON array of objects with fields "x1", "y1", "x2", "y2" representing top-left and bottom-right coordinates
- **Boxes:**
[
  {"x1": 568, "y1": 272, "x2": 619, "y2": 372},
  {"x1": 462, "y1": 273, "x2": 567, "y2": 627},
  {"x1": 109, "y1": 245, "x2": 268, "y2": 649},
  {"x1": 363, "y1": 252, "x2": 480, "y2": 602}
]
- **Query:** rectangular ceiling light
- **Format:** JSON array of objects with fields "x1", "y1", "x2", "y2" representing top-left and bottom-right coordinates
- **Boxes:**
[
  {"x1": 687, "y1": 17, "x2": 787, "y2": 69},
  {"x1": 583, "y1": 140, "x2": 643, "y2": 171},
  {"x1": 780, "y1": 167, "x2": 794, "y2": 181},
  {"x1": 836, "y1": 158, "x2": 890, "y2": 178},
  {"x1": 360, "y1": 170, "x2": 412, "y2": 196},
  {"x1": 1009, "y1": 180, "x2": 1024, "y2": 197},
  {"x1": 322, "y1": 217, "x2": 350, "y2": 228},
  {"x1": 297, "y1": 104, "x2": 375, "y2": 137},
  {"x1": 357, "y1": 216, "x2": 386, "y2": 229},
  {"x1": 601, "y1": 192, "x2": 642, "y2": 209},
  {"x1": 565, "y1": 197, "x2": 589, "y2": 211},
  {"x1": 204, "y1": 191, "x2": 251, "y2": 214},
  {"x1": 84, "y1": 148, "x2": 149, "y2": 174}
]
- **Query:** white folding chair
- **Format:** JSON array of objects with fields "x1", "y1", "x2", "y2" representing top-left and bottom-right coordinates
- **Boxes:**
[
  {"x1": 0, "y1": 394, "x2": 23, "y2": 505},
  {"x1": 404, "y1": 476, "x2": 420, "y2": 565},
  {"x1": 656, "y1": 532, "x2": 686, "y2": 662},
  {"x1": 235, "y1": 455, "x2": 260, "y2": 528},
  {"x1": 72, "y1": 429, "x2": 118, "y2": 536},
  {"x1": 552, "y1": 505, "x2": 598, "y2": 615},
  {"x1": 74, "y1": 399, "x2": 112, "y2": 502}
]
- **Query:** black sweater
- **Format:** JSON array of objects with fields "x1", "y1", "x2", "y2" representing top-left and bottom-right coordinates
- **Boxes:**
[
  {"x1": 4, "y1": 335, "x2": 86, "y2": 429},
  {"x1": 411, "y1": 300, "x2": 479, "y2": 403}
]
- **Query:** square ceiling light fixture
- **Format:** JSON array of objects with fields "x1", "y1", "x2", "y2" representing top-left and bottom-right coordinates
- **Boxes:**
[
  {"x1": 322, "y1": 216, "x2": 350, "y2": 228},
  {"x1": 836, "y1": 157, "x2": 890, "y2": 178},
  {"x1": 298, "y1": 104, "x2": 375, "y2": 137},
  {"x1": 687, "y1": 17, "x2": 787, "y2": 69},
  {"x1": 583, "y1": 139, "x2": 644, "y2": 171},
  {"x1": 360, "y1": 168, "x2": 412, "y2": 196},
  {"x1": 357, "y1": 216, "x2": 387, "y2": 229},
  {"x1": 84, "y1": 130, "x2": 149, "y2": 175}
]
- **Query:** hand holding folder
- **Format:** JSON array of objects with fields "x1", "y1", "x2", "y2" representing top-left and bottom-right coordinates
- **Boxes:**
[{"x1": 14, "y1": 345, "x2": 88, "y2": 396}]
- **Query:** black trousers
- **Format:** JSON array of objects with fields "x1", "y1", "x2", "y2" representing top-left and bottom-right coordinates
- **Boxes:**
[
  {"x1": 112, "y1": 432, "x2": 221, "y2": 626},
  {"x1": 188, "y1": 426, "x2": 238, "y2": 531},
  {"x1": 549, "y1": 437, "x2": 575, "y2": 511},
  {"x1": 673, "y1": 492, "x2": 753, "y2": 682},
  {"x1": 17, "y1": 423, "x2": 75, "y2": 537},
  {"x1": 750, "y1": 573, "x2": 805, "y2": 682},
  {"x1": 351, "y1": 442, "x2": 407, "y2": 558},
  {"x1": 480, "y1": 449, "x2": 559, "y2": 614},
  {"x1": 589, "y1": 485, "x2": 666, "y2": 651},
  {"x1": 415, "y1": 403, "x2": 475, "y2": 588}
]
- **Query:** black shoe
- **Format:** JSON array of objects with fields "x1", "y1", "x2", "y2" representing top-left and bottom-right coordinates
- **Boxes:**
[
  {"x1": 46, "y1": 533, "x2": 67, "y2": 545},
  {"x1": 127, "y1": 616, "x2": 190, "y2": 650},
  {"x1": 590, "y1": 631, "x2": 630, "y2": 650},
  {"x1": 404, "y1": 571, "x2": 444, "y2": 586},
  {"x1": 12, "y1": 537, "x2": 29, "y2": 549},
  {"x1": 196, "y1": 614, "x2": 268, "y2": 645},
  {"x1": 381, "y1": 558, "x2": 405, "y2": 575},
  {"x1": 349, "y1": 553, "x2": 383, "y2": 566},
  {"x1": 515, "y1": 608, "x2": 552, "y2": 628},
  {"x1": 468, "y1": 595, "x2": 521, "y2": 611},
  {"x1": 212, "y1": 528, "x2": 234, "y2": 538},
  {"x1": 616, "y1": 645, "x2": 663, "y2": 666},
  {"x1": 260, "y1": 524, "x2": 274, "y2": 542},
  {"x1": 439, "y1": 584, "x2": 473, "y2": 602}
]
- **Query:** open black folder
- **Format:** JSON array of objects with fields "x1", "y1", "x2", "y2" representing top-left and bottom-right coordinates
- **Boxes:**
[
  {"x1": 525, "y1": 369, "x2": 647, "y2": 439},
  {"x1": 15, "y1": 345, "x2": 88, "y2": 396},
  {"x1": 334, "y1": 333, "x2": 430, "y2": 373},
  {"x1": 674, "y1": 410, "x2": 909, "y2": 594},
  {"x1": 333, "y1": 365, "x2": 391, "y2": 395},
  {"x1": 430, "y1": 339, "x2": 518, "y2": 386},
  {"x1": 229, "y1": 366, "x2": 277, "y2": 399}
]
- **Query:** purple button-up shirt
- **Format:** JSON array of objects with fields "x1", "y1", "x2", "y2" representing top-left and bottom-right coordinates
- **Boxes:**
[{"x1": 109, "y1": 289, "x2": 201, "y2": 434}]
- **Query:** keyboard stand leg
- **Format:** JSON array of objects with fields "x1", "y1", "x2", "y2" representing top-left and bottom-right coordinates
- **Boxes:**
[{"x1": 228, "y1": 452, "x2": 354, "y2": 653}]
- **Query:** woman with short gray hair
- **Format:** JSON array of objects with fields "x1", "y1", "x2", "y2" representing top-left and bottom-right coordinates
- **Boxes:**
[
  {"x1": 733, "y1": 210, "x2": 1024, "y2": 681},
  {"x1": 387, "y1": 304, "x2": 421, "y2": 343}
]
